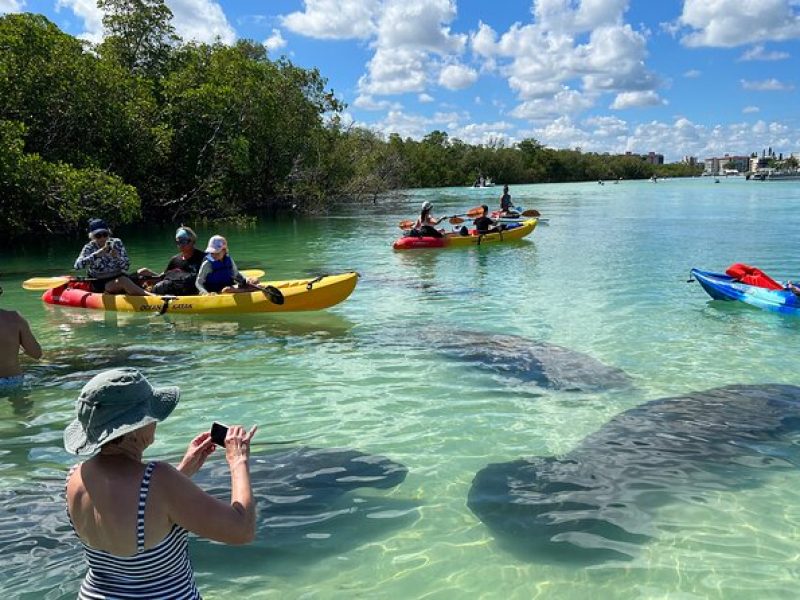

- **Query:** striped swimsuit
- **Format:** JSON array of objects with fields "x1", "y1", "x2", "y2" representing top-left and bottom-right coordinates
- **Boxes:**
[{"x1": 67, "y1": 462, "x2": 201, "y2": 599}]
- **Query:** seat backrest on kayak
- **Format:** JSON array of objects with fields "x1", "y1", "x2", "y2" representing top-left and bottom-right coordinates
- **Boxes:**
[{"x1": 725, "y1": 263, "x2": 784, "y2": 290}]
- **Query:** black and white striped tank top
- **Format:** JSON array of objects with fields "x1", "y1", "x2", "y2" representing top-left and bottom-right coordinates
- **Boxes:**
[{"x1": 67, "y1": 461, "x2": 201, "y2": 599}]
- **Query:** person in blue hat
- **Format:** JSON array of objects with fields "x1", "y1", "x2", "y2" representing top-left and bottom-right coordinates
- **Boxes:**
[{"x1": 74, "y1": 218, "x2": 152, "y2": 295}]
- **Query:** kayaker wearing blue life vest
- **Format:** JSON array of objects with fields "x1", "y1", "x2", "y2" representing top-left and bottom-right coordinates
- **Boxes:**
[{"x1": 195, "y1": 235, "x2": 259, "y2": 295}]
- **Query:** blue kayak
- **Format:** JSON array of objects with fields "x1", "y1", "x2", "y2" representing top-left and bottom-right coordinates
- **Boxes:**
[{"x1": 691, "y1": 268, "x2": 800, "y2": 315}]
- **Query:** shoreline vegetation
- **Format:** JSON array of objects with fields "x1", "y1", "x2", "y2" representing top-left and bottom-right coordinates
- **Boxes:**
[{"x1": 0, "y1": 2, "x2": 702, "y2": 241}]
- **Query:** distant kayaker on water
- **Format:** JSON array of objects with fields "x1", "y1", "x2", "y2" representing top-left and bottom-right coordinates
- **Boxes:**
[
  {"x1": 0, "y1": 287, "x2": 42, "y2": 392},
  {"x1": 74, "y1": 218, "x2": 152, "y2": 296},
  {"x1": 499, "y1": 185, "x2": 515, "y2": 216},
  {"x1": 195, "y1": 235, "x2": 261, "y2": 295},
  {"x1": 413, "y1": 201, "x2": 446, "y2": 238},
  {"x1": 138, "y1": 226, "x2": 205, "y2": 295}
]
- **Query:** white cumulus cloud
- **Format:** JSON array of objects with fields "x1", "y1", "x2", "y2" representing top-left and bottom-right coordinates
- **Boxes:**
[
  {"x1": 56, "y1": 0, "x2": 235, "y2": 45},
  {"x1": 418, "y1": 93, "x2": 434, "y2": 103},
  {"x1": 741, "y1": 78, "x2": 795, "y2": 91},
  {"x1": 438, "y1": 63, "x2": 478, "y2": 90},
  {"x1": 678, "y1": 0, "x2": 800, "y2": 47},
  {"x1": 263, "y1": 29, "x2": 287, "y2": 53},
  {"x1": 357, "y1": 0, "x2": 466, "y2": 96},
  {"x1": 738, "y1": 45, "x2": 790, "y2": 61},
  {"x1": 743, "y1": 106, "x2": 760, "y2": 113},
  {"x1": 281, "y1": 0, "x2": 380, "y2": 40},
  {"x1": 610, "y1": 90, "x2": 665, "y2": 109},
  {"x1": 168, "y1": 0, "x2": 235, "y2": 44},
  {"x1": 0, "y1": 0, "x2": 24, "y2": 14},
  {"x1": 56, "y1": 0, "x2": 105, "y2": 43}
]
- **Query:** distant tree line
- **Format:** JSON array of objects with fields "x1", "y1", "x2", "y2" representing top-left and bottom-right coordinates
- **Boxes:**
[{"x1": 0, "y1": 2, "x2": 702, "y2": 239}]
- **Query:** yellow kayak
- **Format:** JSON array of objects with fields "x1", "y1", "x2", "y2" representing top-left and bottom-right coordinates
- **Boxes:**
[
  {"x1": 43, "y1": 272, "x2": 358, "y2": 315},
  {"x1": 393, "y1": 219, "x2": 537, "y2": 250}
]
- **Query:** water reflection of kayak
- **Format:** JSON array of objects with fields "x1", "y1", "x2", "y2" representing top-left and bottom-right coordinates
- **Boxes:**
[{"x1": 42, "y1": 272, "x2": 359, "y2": 314}]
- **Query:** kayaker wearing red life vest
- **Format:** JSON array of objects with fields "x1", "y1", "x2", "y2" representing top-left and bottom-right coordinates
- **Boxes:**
[{"x1": 195, "y1": 235, "x2": 259, "y2": 295}]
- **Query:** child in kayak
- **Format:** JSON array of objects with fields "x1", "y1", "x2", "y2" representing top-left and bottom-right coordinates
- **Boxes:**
[
  {"x1": 196, "y1": 235, "x2": 258, "y2": 295},
  {"x1": 473, "y1": 205, "x2": 503, "y2": 235}
]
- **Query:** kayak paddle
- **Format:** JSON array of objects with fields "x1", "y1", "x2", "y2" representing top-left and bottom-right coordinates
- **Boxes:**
[
  {"x1": 23, "y1": 269, "x2": 266, "y2": 291},
  {"x1": 22, "y1": 276, "x2": 74, "y2": 290},
  {"x1": 256, "y1": 284, "x2": 284, "y2": 305}
]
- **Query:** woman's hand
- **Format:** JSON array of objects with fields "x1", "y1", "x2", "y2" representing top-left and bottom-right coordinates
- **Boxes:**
[
  {"x1": 177, "y1": 432, "x2": 216, "y2": 477},
  {"x1": 225, "y1": 425, "x2": 258, "y2": 468}
]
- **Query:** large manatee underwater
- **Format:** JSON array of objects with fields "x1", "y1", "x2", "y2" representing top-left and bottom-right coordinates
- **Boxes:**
[
  {"x1": 0, "y1": 446, "x2": 411, "y2": 596},
  {"x1": 427, "y1": 330, "x2": 631, "y2": 391},
  {"x1": 468, "y1": 384, "x2": 800, "y2": 565}
]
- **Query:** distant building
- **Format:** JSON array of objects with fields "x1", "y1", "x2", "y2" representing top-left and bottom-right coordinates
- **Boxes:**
[
  {"x1": 704, "y1": 154, "x2": 749, "y2": 175},
  {"x1": 622, "y1": 151, "x2": 664, "y2": 164},
  {"x1": 682, "y1": 156, "x2": 697, "y2": 166}
]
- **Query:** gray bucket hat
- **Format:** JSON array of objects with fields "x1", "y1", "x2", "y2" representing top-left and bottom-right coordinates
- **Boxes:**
[{"x1": 64, "y1": 368, "x2": 180, "y2": 456}]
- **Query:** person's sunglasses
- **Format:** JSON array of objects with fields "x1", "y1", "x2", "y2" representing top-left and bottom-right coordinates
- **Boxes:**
[
  {"x1": 176, "y1": 238, "x2": 192, "y2": 246},
  {"x1": 93, "y1": 232, "x2": 109, "y2": 240}
]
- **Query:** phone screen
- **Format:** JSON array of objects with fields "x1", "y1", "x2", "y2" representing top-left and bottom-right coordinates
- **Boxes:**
[{"x1": 210, "y1": 422, "x2": 228, "y2": 446}]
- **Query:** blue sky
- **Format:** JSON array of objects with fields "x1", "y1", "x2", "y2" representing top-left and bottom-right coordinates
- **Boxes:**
[{"x1": 7, "y1": 1, "x2": 800, "y2": 161}]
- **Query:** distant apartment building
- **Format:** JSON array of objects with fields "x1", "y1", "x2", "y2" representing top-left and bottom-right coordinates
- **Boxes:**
[
  {"x1": 622, "y1": 151, "x2": 664, "y2": 164},
  {"x1": 704, "y1": 154, "x2": 749, "y2": 175},
  {"x1": 682, "y1": 156, "x2": 698, "y2": 166}
]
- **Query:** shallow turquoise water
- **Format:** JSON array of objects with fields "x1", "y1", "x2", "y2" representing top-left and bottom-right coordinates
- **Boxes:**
[{"x1": 2, "y1": 177, "x2": 800, "y2": 598}]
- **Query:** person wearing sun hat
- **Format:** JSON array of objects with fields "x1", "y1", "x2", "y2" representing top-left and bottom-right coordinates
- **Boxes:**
[
  {"x1": 73, "y1": 218, "x2": 152, "y2": 296},
  {"x1": 64, "y1": 368, "x2": 258, "y2": 598},
  {"x1": 195, "y1": 234, "x2": 260, "y2": 294}
]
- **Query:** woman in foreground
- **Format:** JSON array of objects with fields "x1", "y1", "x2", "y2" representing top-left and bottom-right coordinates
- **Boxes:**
[{"x1": 64, "y1": 368, "x2": 257, "y2": 598}]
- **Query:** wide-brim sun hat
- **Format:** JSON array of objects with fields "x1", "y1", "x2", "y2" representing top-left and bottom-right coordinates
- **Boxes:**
[{"x1": 64, "y1": 368, "x2": 180, "y2": 456}]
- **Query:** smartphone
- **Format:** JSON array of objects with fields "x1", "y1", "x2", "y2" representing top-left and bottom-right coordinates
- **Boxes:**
[{"x1": 210, "y1": 421, "x2": 228, "y2": 446}]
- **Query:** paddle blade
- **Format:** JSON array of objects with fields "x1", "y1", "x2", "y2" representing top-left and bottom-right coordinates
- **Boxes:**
[
  {"x1": 466, "y1": 206, "x2": 484, "y2": 217},
  {"x1": 240, "y1": 269, "x2": 265, "y2": 279},
  {"x1": 262, "y1": 285, "x2": 284, "y2": 305},
  {"x1": 399, "y1": 219, "x2": 414, "y2": 229},
  {"x1": 520, "y1": 209, "x2": 540, "y2": 217},
  {"x1": 22, "y1": 276, "x2": 71, "y2": 290},
  {"x1": 449, "y1": 216, "x2": 465, "y2": 225}
]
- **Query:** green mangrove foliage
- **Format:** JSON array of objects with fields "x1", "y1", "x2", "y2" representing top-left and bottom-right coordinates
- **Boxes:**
[{"x1": 0, "y1": 3, "x2": 700, "y2": 239}]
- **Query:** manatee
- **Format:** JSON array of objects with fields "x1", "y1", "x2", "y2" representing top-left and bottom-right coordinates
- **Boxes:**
[
  {"x1": 467, "y1": 384, "x2": 800, "y2": 565},
  {"x1": 0, "y1": 447, "x2": 410, "y2": 595},
  {"x1": 28, "y1": 344, "x2": 193, "y2": 387},
  {"x1": 428, "y1": 330, "x2": 631, "y2": 391}
]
